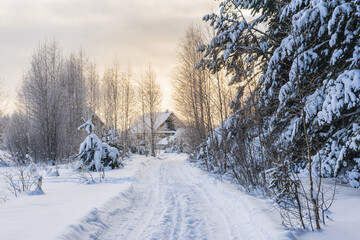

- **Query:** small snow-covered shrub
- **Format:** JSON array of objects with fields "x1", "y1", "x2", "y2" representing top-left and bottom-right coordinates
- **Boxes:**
[
  {"x1": 28, "y1": 176, "x2": 44, "y2": 195},
  {"x1": 102, "y1": 143, "x2": 123, "y2": 169},
  {"x1": 47, "y1": 168, "x2": 60, "y2": 177},
  {"x1": 77, "y1": 115, "x2": 123, "y2": 172},
  {"x1": 3, "y1": 160, "x2": 42, "y2": 197},
  {"x1": 0, "y1": 150, "x2": 12, "y2": 167}
]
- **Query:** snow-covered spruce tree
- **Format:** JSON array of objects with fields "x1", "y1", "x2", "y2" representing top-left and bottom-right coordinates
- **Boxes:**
[
  {"x1": 259, "y1": 0, "x2": 360, "y2": 230},
  {"x1": 260, "y1": 0, "x2": 360, "y2": 186},
  {"x1": 101, "y1": 141, "x2": 123, "y2": 169},
  {"x1": 104, "y1": 128, "x2": 121, "y2": 149},
  {"x1": 103, "y1": 128, "x2": 125, "y2": 166},
  {"x1": 77, "y1": 115, "x2": 122, "y2": 172},
  {"x1": 138, "y1": 64, "x2": 162, "y2": 157},
  {"x1": 77, "y1": 115, "x2": 103, "y2": 171},
  {"x1": 316, "y1": 1, "x2": 360, "y2": 187},
  {"x1": 196, "y1": 0, "x2": 287, "y2": 189},
  {"x1": 197, "y1": 0, "x2": 359, "y2": 229}
]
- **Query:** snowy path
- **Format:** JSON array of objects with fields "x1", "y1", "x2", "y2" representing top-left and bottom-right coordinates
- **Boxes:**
[
  {"x1": 2, "y1": 153, "x2": 360, "y2": 240},
  {"x1": 92, "y1": 154, "x2": 290, "y2": 240}
]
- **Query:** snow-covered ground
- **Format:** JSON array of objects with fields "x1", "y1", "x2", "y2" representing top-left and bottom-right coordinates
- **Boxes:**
[
  {"x1": 88, "y1": 154, "x2": 291, "y2": 240},
  {"x1": 0, "y1": 153, "x2": 359, "y2": 239},
  {"x1": 0, "y1": 156, "x2": 145, "y2": 240},
  {"x1": 300, "y1": 180, "x2": 360, "y2": 240}
]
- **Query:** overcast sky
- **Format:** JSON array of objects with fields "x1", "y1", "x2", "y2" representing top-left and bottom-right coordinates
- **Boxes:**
[{"x1": 0, "y1": 0, "x2": 217, "y2": 112}]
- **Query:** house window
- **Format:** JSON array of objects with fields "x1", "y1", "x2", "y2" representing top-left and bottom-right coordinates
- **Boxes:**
[{"x1": 165, "y1": 119, "x2": 175, "y2": 131}]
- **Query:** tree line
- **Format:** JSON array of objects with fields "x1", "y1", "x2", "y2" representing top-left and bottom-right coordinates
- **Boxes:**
[
  {"x1": 0, "y1": 40, "x2": 162, "y2": 164},
  {"x1": 172, "y1": 0, "x2": 360, "y2": 230},
  {"x1": 172, "y1": 25, "x2": 236, "y2": 151}
]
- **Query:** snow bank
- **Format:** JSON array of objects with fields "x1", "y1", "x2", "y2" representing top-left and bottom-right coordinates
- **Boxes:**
[
  {"x1": 0, "y1": 156, "x2": 146, "y2": 240},
  {"x1": 300, "y1": 180, "x2": 360, "y2": 240},
  {"x1": 60, "y1": 185, "x2": 136, "y2": 240}
]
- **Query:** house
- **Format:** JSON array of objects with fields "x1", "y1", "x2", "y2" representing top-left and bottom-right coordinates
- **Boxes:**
[
  {"x1": 130, "y1": 111, "x2": 185, "y2": 148},
  {"x1": 88, "y1": 111, "x2": 108, "y2": 137}
]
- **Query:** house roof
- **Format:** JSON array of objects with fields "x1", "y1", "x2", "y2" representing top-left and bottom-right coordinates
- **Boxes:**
[{"x1": 130, "y1": 111, "x2": 182, "y2": 134}]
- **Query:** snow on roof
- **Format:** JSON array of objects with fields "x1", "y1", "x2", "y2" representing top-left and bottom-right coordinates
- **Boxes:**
[
  {"x1": 130, "y1": 111, "x2": 175, "y2": 134},
  {"x1": 157, "y1": 137, "x2": 170, "y2": 146},
  {"x1": 157, "y1": 128, "x2": 186, "y2": 146}
]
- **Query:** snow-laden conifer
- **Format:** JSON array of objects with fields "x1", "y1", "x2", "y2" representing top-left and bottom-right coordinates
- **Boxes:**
[
  {"x1": 77, "y1": 115, "x2": 122, "y2": 171},
  {"x1": 77, "y1": 115, "x2": 103, "y2": 171},
  {"x1": 260, "y1": 0, "x2": 360, "y2": 187},
  {"x1": 197, "y1": 0, "x2": 359, "y2": 230}
]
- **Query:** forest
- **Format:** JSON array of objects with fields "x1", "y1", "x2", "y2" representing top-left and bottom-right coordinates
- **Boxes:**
[{"x1": 0, "y1": 0, "x2": 359, "y2": 235}]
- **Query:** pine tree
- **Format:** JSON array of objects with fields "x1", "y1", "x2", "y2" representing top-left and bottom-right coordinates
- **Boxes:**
[{"x1": 197, "y1": 0, "x2": 286, "y2": 188}]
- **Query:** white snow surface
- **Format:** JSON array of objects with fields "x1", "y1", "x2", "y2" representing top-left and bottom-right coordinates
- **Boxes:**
[
  {"x1": 1, "y1": 153, "x2": 359, "y2": 239},
  {"x1": 0, "y1": 153, "x2": 290, "y2": 240},
  {"x1": 90, "y1": 154, "x2": 291, "y2": 240},
  {"x1": 300, "y1": 179, "x2": 360, "y2": 240},
  {"x1": 0, "y1": 158, "x2": 140, "y2": 240}
]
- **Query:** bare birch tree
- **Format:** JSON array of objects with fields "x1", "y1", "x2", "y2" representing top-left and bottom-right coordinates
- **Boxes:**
[
  {"x1": 19, "y1": 40, "x2": 65, "y2": 163},
  {"x1": 12, "y1": 41, "x2": 96, "y2": 163},
  {"x1": 102, "y1": 61, "x2": 121, "y2": 129},
  {"x1": 172, "y1": 25, "x2": 208, "y2": 144},
  {"x1": 119, "y1": 65, "x2": 136, "y2": 151},
  {"x1": 63, "y1": 51, "x2": 88, "y2": 155},
  {"x1": 172, "y1": 25, "x2": 235, "y2": 151},
  {"x1": 86, "y1": 62, "x2": 101, "y2": 115},
  {"x1": 139, "y1": 64, "x2": 162, "y2": 157}
]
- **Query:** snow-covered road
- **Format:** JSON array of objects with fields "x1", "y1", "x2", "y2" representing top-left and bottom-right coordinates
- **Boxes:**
[
  {"x1": 2, "y1": 153, "x2": 360, "y2": 239},
  {"x1": 86, "y1": 154, "x2": 290, "y2": 240}
]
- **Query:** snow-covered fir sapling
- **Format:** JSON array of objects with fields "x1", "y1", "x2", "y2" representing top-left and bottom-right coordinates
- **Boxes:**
[
  {"x1": 77, "y1": 115, "x2": 104, "y2": 172},
  {"x1": 103, "y1": 128, "x2": 125, "y2": 166},
  {"x1": 77, "y1": 114, "x2": 123, "y2": 182}
]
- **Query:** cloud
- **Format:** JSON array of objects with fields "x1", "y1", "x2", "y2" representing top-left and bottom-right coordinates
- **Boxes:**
[{"x1": 0, "y1": 0, "x2": 218, "y2": 111}]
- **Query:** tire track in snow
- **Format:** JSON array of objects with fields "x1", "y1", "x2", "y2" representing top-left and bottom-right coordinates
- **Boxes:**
[
  {"x1": 99, "y1": 161, "x2": 162, "y2": 240},
  {"x1": 81, "y1": 154, "x2": 290, "y2": 240}
]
